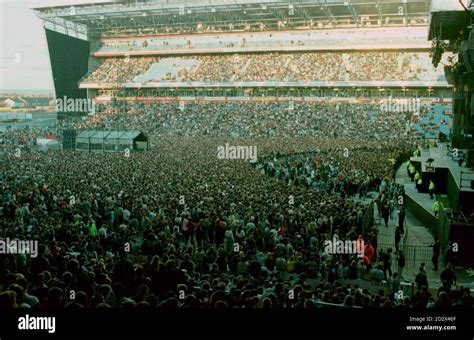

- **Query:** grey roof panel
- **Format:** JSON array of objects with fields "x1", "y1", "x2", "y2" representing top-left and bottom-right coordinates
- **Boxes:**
[{"x1": 76, "y1": 130, "x2": 146, "y2": 140}]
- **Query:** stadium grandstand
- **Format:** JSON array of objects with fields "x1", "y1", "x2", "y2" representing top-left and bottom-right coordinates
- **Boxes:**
[
  {"x1": 0, "y1": 0, "x2": 471, "y2": 317},
  {"x1": 33, "y1": 0, "x2": 452, "y2": 101}
]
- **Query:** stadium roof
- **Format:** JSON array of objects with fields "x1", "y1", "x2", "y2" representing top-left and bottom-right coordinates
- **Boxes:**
[{"x1": 33, "y1": 0, "x2": 431, "y2": 39}]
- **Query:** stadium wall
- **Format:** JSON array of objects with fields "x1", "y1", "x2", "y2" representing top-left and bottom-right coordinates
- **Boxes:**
[
  {"x1": 45, "y1": 29, "x2": 90, "y2": 105},
  {"x1": 404, "y1": 192, "x2": 438, "y2": 235},
  {"x1": 447, "y1": 169, "x2": 460, "y2": 211}
]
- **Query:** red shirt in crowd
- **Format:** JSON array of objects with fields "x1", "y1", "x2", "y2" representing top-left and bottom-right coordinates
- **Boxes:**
[{"x1": 364, "y1": 244, "x2": 375, "y2": 263}]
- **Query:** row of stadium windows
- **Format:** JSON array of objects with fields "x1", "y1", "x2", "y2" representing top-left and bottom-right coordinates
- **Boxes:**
[{"x1": 93, "y1": 88, "x2": 452, "y2": 99}]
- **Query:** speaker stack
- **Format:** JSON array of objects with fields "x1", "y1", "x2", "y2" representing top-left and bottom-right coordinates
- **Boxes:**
[{"x1": 63, "y1": 129, "x2": 77, "y2": 150}]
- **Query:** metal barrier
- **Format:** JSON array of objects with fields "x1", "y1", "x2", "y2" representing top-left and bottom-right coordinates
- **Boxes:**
[
  {"x1": 378, "y1": 243, "x2": 433, "y2": 265},
  {"x1": 400, "y1": 282, "x2": 414, "y2": 299},
  {"x1": 401, "y1": 244, "x2": 433, "y2": 264}
]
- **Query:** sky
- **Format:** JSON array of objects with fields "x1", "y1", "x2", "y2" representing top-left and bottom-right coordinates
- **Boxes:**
[{"x1": 0, "y1": 0, "x2": 110, "y2": 93}]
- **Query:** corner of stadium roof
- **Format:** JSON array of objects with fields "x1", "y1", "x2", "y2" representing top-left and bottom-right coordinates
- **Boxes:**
[
  {"x1": 428, "y1": 0, "x2": 472, "y2": 41},
  {"x1": 33, "y1": 0, "x2": 432, "y2": 41}
]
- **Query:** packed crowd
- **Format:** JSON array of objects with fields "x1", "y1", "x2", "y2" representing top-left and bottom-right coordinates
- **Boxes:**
[
  {"x1": 83, "y1": 57, "x2": 156, "y2": 84},
  {"x1": 0, "y1": 118, "x2": 82, "y2": 152},
  {"x1": 82, "y1": 52, "x2": 433, "y2": 84},
  {"x1": 256, "y1": 148, "x2": 401, "y2": 198},
  {"x1": 79, "y1": 102, "x2": 416, "y2": 144},
  {"x1": 0, "y1": 101, "x2": 470, "y2": 310},
  {"x1": 182, "y1": 52, "x2": 430, "y2": 82}
]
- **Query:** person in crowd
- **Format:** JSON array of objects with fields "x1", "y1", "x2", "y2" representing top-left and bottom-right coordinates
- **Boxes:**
[
  {"x1": 415, "y1": 266, "x2": 429, "y2": 291},
  {"x1": 394, "y1": 228, "x2": 401, "y2": 253},
  {"x1": 430, "y1": 239, "x2": 441, "y2": 271},
  {"x1": 397, "y1": 252, "x2": 405, "y2": 279},
  {"x1": 428, "y1": 180, "x2": 435, "y2": 199},
  {"x1": 398, "y1": 206, "x2": 405, "y2": 234},
  {"x1": 389, "y1": 272, "x2": 400, "y2": 297},
  {"x1": 440, "y1": 263, "x2": 457, "y2": 291}
]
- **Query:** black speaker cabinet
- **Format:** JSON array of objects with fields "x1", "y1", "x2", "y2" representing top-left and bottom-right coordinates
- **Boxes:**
[{"x1": 62, "y1": 129, "x2": 76, "y2": 150}]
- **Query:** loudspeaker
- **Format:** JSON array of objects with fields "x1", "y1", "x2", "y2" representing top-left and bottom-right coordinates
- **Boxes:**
[
  {"x1": 439, "y1": 132, "x2": 447, "y2": 142},
  {"x1": 471, "y1": 93, "x2": 474, "y2": 117},
  {"x1": 63, "y1": 129, "x2": 76, "y2": 150},
  {"x1": 468, "y1": 150, "x2": 474, "y2": 168},
  {"x1": 444, "y1": 65, "x2": 458, "y2": 85},
  {"x1": 461, "y1": 38, "x2": 474, "y2": 73}
]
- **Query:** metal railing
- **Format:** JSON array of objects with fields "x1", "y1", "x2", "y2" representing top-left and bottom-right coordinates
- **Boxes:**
[
  {"x1": 401, "y1": 244, "x2": 433, "y2": 265},
  {"x1": 377, "y1": 243, "x2": 433, "y2": 265}
]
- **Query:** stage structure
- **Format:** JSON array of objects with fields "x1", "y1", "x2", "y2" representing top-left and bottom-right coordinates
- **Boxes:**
[
  {"x1": 429, "y1": 0, "x2": 474, "y2": 150},
  {"x1": 76, "y1": 130, "x2": 149, "y2": 152},
  {"x1": 404, "y1": 0, "x2": 474, "y2": 267}
]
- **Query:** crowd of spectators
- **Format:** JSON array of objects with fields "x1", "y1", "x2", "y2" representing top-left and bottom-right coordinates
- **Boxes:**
[
  {"x1": 0, "y1": 100, "x2": 470, "y2": 310},
  {"x1": 83, "y1": 57, "x2": 156, "y2": 84},
  {"x1": 79, "y1": 102, "x2": 415, "y2": 144},
  {"x1": 82, "y1": 52, "x2": 433, "y2": 85}
]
